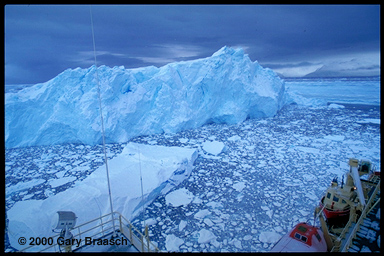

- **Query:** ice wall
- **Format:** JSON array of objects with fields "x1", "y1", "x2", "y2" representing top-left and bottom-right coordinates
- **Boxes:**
[{"x1": 5, "y1": 46, "x2": 285, "y2": 148}]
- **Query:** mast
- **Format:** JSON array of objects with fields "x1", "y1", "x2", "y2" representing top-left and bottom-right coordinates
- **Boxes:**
[
  {"x1": 349, "y1": 158, "x2": 366, "y2": 208},
  {"x1": 89, "y1": 5, "x2": 116, "y2": 237}
]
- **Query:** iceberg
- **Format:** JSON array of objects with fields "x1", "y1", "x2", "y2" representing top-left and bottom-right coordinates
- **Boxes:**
[
  {"x1": 7, "y1": 142, "x2": 198, "y2": 251},
  {"x1": 5, "y1": 46, "x2": 285, "y2": 148}
]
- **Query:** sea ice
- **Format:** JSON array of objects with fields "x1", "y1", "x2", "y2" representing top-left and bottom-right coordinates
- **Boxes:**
[
  {"x1": 356, "y1": 118, "x2": 380, "y2": 125},
  {"x1": 178, "y1": 220, "x2": 187, "y2": 232},
  {"x1": 258, "y1": 232, "x2": 282, "y2": 244},
  {"x1": 6, "y1": 179, "x2": 45, "y2": 196},
  {"x1": 48, "y1": 176, "x2": 76, "y2": 188},
  {"x1": 232, "y1": 181, "x2": 246, "y2": 192},
  {"x1": 194, "y1": 209, "x2": 211, "y2": 219},
  {"x1": 202, "y1": 141, "x2": 226, "y2": 155},
  {"x1": 165, "y1": 188, "x2": 194, "y2": 207},
  {"x1": 324, "y1": 135, "x2": 345, "y2": 141},
  {"x1": 328, "y1": 103, "x2": 345, "y2": 109},
  {"x1": 165, "y1": 234, "x2": 184, "y2": 252},
  {"x1": 197, "y1": 228, "x2": 217, "y2": 244}
]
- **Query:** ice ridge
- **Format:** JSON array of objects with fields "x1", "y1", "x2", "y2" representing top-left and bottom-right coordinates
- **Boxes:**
[{"x1": 5, "y1": 46, "x2": 285, "y2": 148}]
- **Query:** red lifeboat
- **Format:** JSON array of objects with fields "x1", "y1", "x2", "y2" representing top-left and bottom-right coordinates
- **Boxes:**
[
  {"x1": 318, "y1": 176, "x2": 352, "y2": 224},
  {"x1": 270, "y1": 222, "x2": 327, "y2": 252},
  {"x1": 319, "y1": 195, "x2": 350, "y2": 220}
]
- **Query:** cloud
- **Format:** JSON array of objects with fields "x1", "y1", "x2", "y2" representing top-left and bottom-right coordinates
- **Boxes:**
[
  {"x1": 270, "y1": 63, "x2": 325, "y2": 77},
  {"x1": 70, "y1": 50, "x2": 129, "y2": 66},
  {"x1": 262, "y1": 49, "x2": 380, "y2": 77},
  {"x1": 5, "y1": 5, "x2": 380, "y2": 84},
  {"x1": 133, "y1": 44, "x2": 205, "y2": 66}
]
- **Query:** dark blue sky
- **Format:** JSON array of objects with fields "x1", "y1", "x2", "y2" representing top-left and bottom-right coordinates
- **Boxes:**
[{"x1": 5, "y1": 4, "x2": 380, "y2": 84}]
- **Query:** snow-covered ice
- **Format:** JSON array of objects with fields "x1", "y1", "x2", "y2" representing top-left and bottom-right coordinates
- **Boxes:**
[{"x1": 6, "y1": 143, "x2": 197, "y2": 251}]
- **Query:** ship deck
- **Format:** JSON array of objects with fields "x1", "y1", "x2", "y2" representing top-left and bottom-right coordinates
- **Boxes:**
[{"x1": 331, "y1": 178, "x2": 380, "y2": 253}]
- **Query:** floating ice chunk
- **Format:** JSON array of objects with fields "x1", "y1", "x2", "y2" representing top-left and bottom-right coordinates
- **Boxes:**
[
  {"x1": 48, "y1": 176, "x2": 76, "y2": 188},
  {"x1": 243, "y1": 235, "x2": 253, "y2": 241},
  {"x1": 192, "y1": 197, "x2": 203, "y2": 204},
  {"x1": 165, "y1": 188, "x2": 194, "y2": 207},
  {"x1": 231, "y1": 238, "x2": 242, "y2": 249},
  {"x1": 146, "y1": 218, "x2": 157, "y2": 226},
  {"x1": 202, "y1": 141, "x2": 226, "y2": 155},
  {"x1": 273, "y1": 202, "x2": 282, "y2": 207},
  {"x1": 266, "y1": 210, "x2": 273, "y2": 219},
  {"x1": 233, "y1": 181, "x2": 246, "y2": 192},
  {"x1": 328, "y1": 103, "x2": 345, "y2": 109},
  {"x1": 206, "y1": 201, "x2": 223, "y2": 209},
  {"x1": 178, "y1": 220, "x2": 187, "y2": 232},
  {"x1": 6, "y1": 179, "x2": 46, "y2": 195},
  {"x1": 197, "y1": 228, "x2": 217, "y2": 244},
  {"x1": 356, "y1": 118, "x2": 380, "y2": 125},
  {"x1": 274, "y1": 226, "x2": 284, "y2": 233},
  {"x1": 194, "y1": 209, "x2": 211, "y2": 219},
  {"x1": 228, "y1": 135, "x2": 241, "y2": 141},
  {"x1": 302, "y1": 174, "x2": 316, "y2": 182},
  {"x1": 298, "y1": 210, "x2": 310, "y2": 217},
  {"x1": 179, "y1": 138, "x2": 189, "y2": 143},
  {"x1": 305, "y1": 191, "x2": 318, "y2": 201},
  {"x1": 165, "y1": 234, "x2": 184, "y2": 252},
  {"x1": 55, "y1": 171, "x2": 66, "y2": 179},
  {"x1": 258, "y1": 231, "x2": 282, "y2": 243},
  {"x1": 204, "y1": 218, "x2": 214, "y2": 227},
  {"x1": 324, "y1": 135, "x2": 345, "y2": 141},
  {"x1": 295, "y1": 146, "x2": 320, "y2": 154}
]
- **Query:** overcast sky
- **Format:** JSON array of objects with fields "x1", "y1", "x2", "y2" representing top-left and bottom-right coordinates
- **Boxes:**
[{"x1": 5, "y1": 4, "x2": 380, "y2": 84}]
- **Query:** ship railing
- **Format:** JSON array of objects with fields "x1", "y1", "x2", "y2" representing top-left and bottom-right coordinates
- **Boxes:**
[
  {"x1": 19, "y1": 211, "x2": 160, "y2": 252},
  {"x1": 331, "y1": 179, "x2": 380, "y2": 252}
]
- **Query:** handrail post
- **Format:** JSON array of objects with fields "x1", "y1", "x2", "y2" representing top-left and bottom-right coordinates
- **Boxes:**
[
  {"x1": 145, "y1": 225, "x2": 150, "y2": 252},
  {"x1": 129, "y1": 223, "x2": 133, "y2": 244},
  {"x1": 100, "y1": 214, "x2": 104, "y2": 237},
  {"x1": 141, "y1": 233, "x2": 144, "y2": 252},
  {"x1": 119, "y1": 214, "x2": 123, "y2": 234}
]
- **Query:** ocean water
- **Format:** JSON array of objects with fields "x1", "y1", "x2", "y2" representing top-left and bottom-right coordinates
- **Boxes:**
[{"x1": 285, "y1": 76, "x2": 380, "y2": 106}]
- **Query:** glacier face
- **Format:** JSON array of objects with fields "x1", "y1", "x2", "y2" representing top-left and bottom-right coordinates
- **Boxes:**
[{"x1": 5, "y1": 46, "x2": 285, "y2": 148}]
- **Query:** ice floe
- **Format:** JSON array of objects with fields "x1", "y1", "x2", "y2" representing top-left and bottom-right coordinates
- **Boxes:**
[
  {"x1": 165, "y1": 188, "x2": 194, "y2": 207},
  {"x1": 202, "y1": 140, "x2": 226, "y2": 156}
]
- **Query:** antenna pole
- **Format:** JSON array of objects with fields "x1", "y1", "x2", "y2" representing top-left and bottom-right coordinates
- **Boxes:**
[
  {"x1": 137, "y1": 145, "x2": 146, "y2": 230},
  {"x1": 90, "y1": 5, "x2": 116, "y2": 237}
]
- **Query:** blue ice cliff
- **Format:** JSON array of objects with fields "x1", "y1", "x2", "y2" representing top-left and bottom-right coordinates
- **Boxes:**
[{"x1": 5, "y1": 46, "x2": 286, "y2": 148}]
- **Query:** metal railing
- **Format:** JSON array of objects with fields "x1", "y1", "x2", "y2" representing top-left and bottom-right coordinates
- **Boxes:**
[{"x1": 19, "y1": 211, "x2": 160, "y2": 252}]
